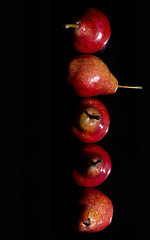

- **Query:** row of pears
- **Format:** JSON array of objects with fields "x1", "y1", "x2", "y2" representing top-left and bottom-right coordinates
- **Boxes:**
[{"x1": 64, "y1": 8, "x2": 142, "y2": 233}]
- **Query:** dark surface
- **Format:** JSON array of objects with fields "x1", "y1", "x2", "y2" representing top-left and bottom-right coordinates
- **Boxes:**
[{"x1": 21, "y1": 1, "x2": 150, "y2": 239}]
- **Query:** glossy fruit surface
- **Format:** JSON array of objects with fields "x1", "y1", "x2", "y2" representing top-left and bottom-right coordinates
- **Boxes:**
[
  {"x1": 67, "y1": 54, "x2": 118, "y2": 97},
  {"x1": 72, "y1": 98, "x2": 110, "y2": 143},
  {"x1": 72, "y1": 187, "x2": 113, "y2": 232},
  {"x1": 66, "y1": 8, "x2": 111, "y2": 53},
  {"x1": 73, "y1": 144, "x2": 111, "y2": 187}
]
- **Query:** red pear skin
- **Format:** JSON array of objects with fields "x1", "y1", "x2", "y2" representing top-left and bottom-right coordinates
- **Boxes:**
[
  {"x1": 72, "y1": 98, "x2": 110, "y2": 143},
  {"x1": 73, "y1": 188, "x2": 113, "y2": 233},
  {"x1": 67, "y1": 54, "x2": 118, "y2": 97},
  {"x1": 73, "y1": 144, "x2": 111, "y2": 187},
  {"x1": 67, "y1": 8, "x2": 111, "y2": 53}
]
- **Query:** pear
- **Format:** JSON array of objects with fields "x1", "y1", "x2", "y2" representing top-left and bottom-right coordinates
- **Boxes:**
[
  {"x1": 72, "y1": 187, "x2": 113, "y2": 232},
  {"x1": 65, "y1": 8, "x2": 111, "y2": 53},
  {"x1": 67, "y1": 54, "x2": 142, "y2": 97},
  {"x1": 72, "y1": 98, "x2": 110, "y2": 143},
  {"x1": 72, "y1": 143, "x2": 112, "y2": 187}
]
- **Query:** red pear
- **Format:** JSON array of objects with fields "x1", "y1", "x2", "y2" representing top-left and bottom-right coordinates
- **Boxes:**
[
  {"x1": 73, "y1": 144, "x2": 111, "y2": 187},
  {"x1": 65, "y1": 8, "x2": 111, "y2": 53},
  {"x1": 72, "y1": 188, "x2": 113, "y2": 232},
  {"x1": 67, "y1": 54, "x2": 142, "y2": 97},
  {"x1": 72, "y1": 98, "x2": 110, "y2": 143}
]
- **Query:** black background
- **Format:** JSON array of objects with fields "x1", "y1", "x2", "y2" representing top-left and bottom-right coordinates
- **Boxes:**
[{"x1": 22, "y1": 1, "x2": 150, "y2": 239}]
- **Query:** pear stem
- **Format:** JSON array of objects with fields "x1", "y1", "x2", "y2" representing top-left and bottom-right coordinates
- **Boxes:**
[
  {"x1": 83, "y1": 218, "x2": 91, "y2": 227},
  {"x1": 88, "y1": 115, "x2": 101, "y2": 120},
  {"x1": 118, "y1": 85, "x2": 143, "y2": 89},
  {"x1": 65, "y1": 23, "x2": 80, "y2": 29},
  {"x1": 91, "y1": 159, "x2": 103, "y2": 166}
]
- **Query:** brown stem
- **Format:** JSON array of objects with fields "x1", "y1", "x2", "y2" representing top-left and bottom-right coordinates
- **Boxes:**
[
  {"x1": 89, "y1": 115, "x2": 101, "y2": 120},
  {"x1": 85, "y1": 112, "x2": 101, "y2": 120},
  {"x1": 64, "y1": 23, "x2": 80, "y2": 29},
  {"x1": 118, "y1": 85, "x2": 143, "y2": 89},
  {"x1": 83, "y1": 218, "x2": 90, "y2": 227},
  {"x1": 91, "y1": 159, "x2": 103, "y2": 166}
]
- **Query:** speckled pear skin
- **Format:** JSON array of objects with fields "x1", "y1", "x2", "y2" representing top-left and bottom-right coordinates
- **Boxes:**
[
  {"x1": 73, "y1": 188, "x2": 113, "y2": 233},
  {"x1": 67, "y1": 54, "x2": 118, "y2": 97}
]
